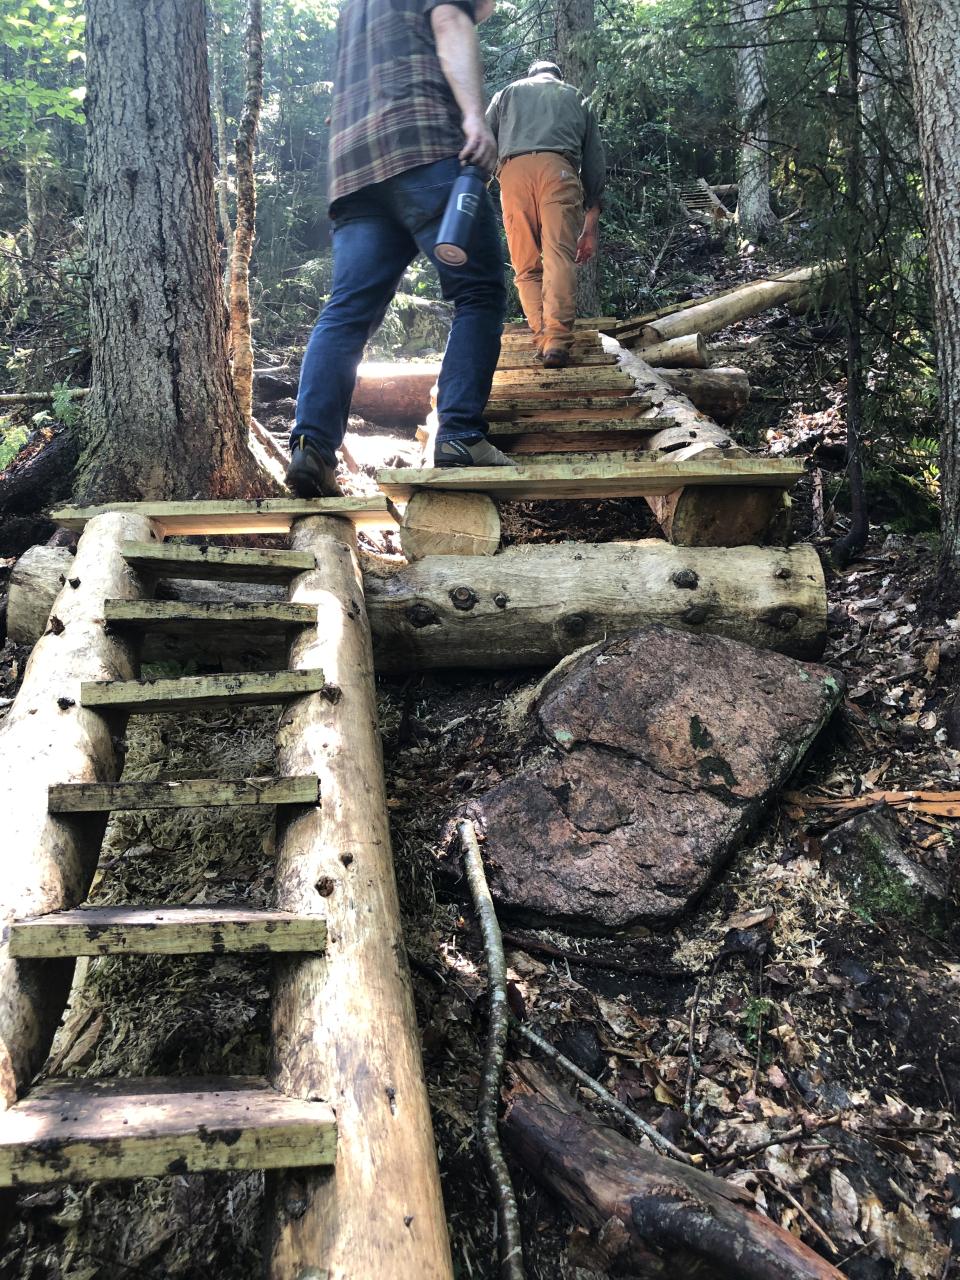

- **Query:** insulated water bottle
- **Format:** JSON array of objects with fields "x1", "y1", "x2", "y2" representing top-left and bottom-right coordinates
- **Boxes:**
[{"x1": 435, "y1": 165, "x2": 487, "y2": 266}]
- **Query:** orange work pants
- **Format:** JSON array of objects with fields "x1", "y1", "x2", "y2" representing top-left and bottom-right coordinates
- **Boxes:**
[{"x1": 498, "y1": 152, "x2": 583, "y2": 352}]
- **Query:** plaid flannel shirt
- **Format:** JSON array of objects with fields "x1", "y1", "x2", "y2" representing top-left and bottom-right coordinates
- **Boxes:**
[{"x1": 327, "y1": 0, "x2": 475, "y2": 210}]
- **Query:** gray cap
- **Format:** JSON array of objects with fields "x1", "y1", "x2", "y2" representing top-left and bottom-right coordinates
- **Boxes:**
[{"x1": 527, "y1": 60, "x2": 563, "y2": 79}]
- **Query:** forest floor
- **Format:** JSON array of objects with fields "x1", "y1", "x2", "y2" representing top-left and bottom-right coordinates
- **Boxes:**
[{"x1": 0, "y1": 234, "x2": 957, "y2": 1280}]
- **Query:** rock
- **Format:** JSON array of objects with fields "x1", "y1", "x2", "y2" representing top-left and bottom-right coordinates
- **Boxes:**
[
  {"x1": 455, "y1": 626, "x2": 843, "y2": 933},
  {"x1": 823, "y1": 806, "x2": 951, "y2": 930}
]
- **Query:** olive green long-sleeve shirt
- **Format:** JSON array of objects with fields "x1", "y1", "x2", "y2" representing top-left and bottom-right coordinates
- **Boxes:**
[{"x1": 485, "y1": 71, "x2": 605, "y2": 209}]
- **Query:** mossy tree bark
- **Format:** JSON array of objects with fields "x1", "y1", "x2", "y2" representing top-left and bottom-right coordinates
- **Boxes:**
[
  {"x1": 77, "y1": 0, "x2": 266, "y2": 504},
  {"x1": 900, "y1": 0, "x2": 960, "y2": 605}
]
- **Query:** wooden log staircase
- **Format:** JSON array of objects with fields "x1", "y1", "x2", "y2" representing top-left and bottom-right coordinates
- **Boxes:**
[
  {"x1": 0, "y1": 497, "x2": 454, "y2": 1276},
  {"x1": 0, "y1": 312, "x2": 812, "y2": 1276}
]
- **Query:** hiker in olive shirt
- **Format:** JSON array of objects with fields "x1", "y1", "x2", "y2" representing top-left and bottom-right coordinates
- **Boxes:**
[{"x1": 486, "y1": 61, "x2": 605, "y2": 367}]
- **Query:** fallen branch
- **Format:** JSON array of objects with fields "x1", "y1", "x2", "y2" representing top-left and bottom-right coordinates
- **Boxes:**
[
  {"x1": 458, "y1": 818, "x2": 525, "y2": 1280},
  {"x1": 785, "y1": 789, "x2": 960, "y2": 818},
  {"x1": 513, "y1": 1021, "x2": 695, "y2": 1166},
  {"x1": 500, "y1": 928, "x2": 698, "y2": 980},
  {"x1": 0, "y1": 388, "x2": 88, "y2": 407},
  {"x1": 503, "y1": 1061, "x2": 848, "y2": 1280}
]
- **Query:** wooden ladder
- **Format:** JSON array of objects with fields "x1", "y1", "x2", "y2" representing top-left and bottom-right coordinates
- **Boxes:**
[{"x1": 0, "y1": 503, "x2": 390, "y2": 1188}]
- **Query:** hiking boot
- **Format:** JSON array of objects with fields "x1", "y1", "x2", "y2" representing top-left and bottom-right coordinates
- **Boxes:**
[
  {"x1": 433, "y1": 434, "x2": 516, "y2": 468},
  {"x1": 285, "y1": 438, "x2": 342, "y2": 497},
  {"x1": 542, "y1": 348, "x2": 570, "y2": 369}
]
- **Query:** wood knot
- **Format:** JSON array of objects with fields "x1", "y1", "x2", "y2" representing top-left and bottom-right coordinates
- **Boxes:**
[
  {"x1": 562, "y1": 613, "x2": 588, "y2": 636},
  {"x1": 493, "y1": 593, "x2": 509, "y2": 609},
  {"x1": 450, "y1": 586, "x2": 478, "y2": 611},
  {"x1": 774, "y1": 566, "x2": 792, "y2": 579},
  {"x1": 406, "y1": 603, "x2": 440, "y2": 629},
  {"x1": 671, "y1": 569, "x2": 699, "y2": 590},
  {"x1": 315, "y1": 877, "x2": 335, "y2": 897}
]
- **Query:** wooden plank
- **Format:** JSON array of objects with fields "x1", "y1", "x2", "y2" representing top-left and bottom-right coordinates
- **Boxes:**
[
  {"x1": 492, "y1": 427, "x2": 659, "y2": 454},
  {"x1": 502, "y1": 317, "x2": 615, "y2": 333},
  {"x1": 122, "y1": 541, "x2": 315, "y2": 583},
  {"x1": 485, "y1": 396, "x2": 642, "y2": 419},
  {"x1": 490, "y1": 404, "x2": 660, "y2": 426},
  {"x1": 376, "y1": 456, "x2": 805, "y2": 502},
  {"x1": 105, "y1": 600, "x2": 318, "y2": 631},
  {"x1": 9, "y1": 906, "x2": 328, "y2": 957},
  {"x1": 496, "y1": 351, "x2": 617, "y2": 369},
  {"x1": 489, "y1": 369, "x2": 635, "y2": 393},
  {"x1": 48, "y1": 775, "x2": 320, "y2": 813},
  {"x1": 51, "y1": 497, "x2": 398, "y2": 535},
  {"x1": 500, "y1": 329, "x2": 602, "y2": 349},
  {"x1": 80, "y1": 669, "x2": 326, "y2": 712},
  {"x1": 488, "y1": 418, "x2": 662, "y2": 439},
  {"x1": 0, "y1": 1076, "x2": 336, "y2": 1186}
]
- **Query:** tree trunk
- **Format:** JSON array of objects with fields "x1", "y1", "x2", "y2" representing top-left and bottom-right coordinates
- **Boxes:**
[
  {"x1": 229, "y1": 0, "x2": 263, "y2": 425},
  {"x1": 267, "y1": 517, "x2": 453, "y2": 1279},
  {"x1": 832, "y1": 0, "x2": 869, "y2": 566},
  {"x1": 210, "y1": 5, "x2": 234, "y2": 266},
  {"x1": 9, "y1": 538, "x2": 827, "y2": 667},
  {"x1": 78, "y1": 0, "x2": 266, "y2": 504},
  {"x1": 503, "y1": 1061, "x2": 845, "y2": 1280},
  {"x1": 654, "y1": 366, "x2": 750, "y2": 421},
  {"x1": 900, "y1": 0, "x2": 960, "y2": 602},
  {"x1": 555, "y1": 0, "x2": 600, "y2": 316},
  {"x1": 732, "y1": 0, "x2": 778, "y2": 242},
  {"x1": 636, "y1": 265, "x2": 834, "y2": 347},
  {"x1": 362, "y1": 540, "x2": 827, "y2": 668}
]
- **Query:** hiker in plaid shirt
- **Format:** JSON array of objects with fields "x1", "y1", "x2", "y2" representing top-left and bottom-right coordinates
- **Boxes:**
[{"x1": 287, "y1": 0, "x2": 511, "y2": 499}]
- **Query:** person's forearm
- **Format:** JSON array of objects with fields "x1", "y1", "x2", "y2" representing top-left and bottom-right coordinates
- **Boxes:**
[
  {"x1": 584, "y1": 204, "x2": 600, "y2": 226},
  {"x1": 431, "y1": 7, "x2": 486, "y2": 124}
]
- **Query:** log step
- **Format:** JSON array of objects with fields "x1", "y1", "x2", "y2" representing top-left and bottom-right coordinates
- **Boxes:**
[
  {"x1": 8, "y1": 906, "x2": 327, "y2": 957},
  {"x1": 52, "y1": 497, "x2": 398, "y2": 536},
  {"x1": 489, "y1": 370, "x2": 635, "y2": 395},
  {"x1": 80, "y1": 669, "x2": 327, "y2": 712},
  {"x1": 485, "y1": 396, "x2": 644, "y2": 419},
  {"x1": 0, "y1": 1076, "x2": 336, "y2": 1186},
  {"x1": 121, "y1": 541, "x2": 315, "y2": 583},
  {"x1": 377, "y1": 456, "x2": 805, "y2": 502},
  {"x1": 48, "y1": 775, "x2": 320, "y2": 813},
  {"x1": 495, "y1": 352, "x2": 616, "y2": 369},
  {"x1": 105, "y1": 600, "x2": 318, "y2": 631},
  {"x1": 499, "y1": 329, "x2": 602, "y2": 350}
]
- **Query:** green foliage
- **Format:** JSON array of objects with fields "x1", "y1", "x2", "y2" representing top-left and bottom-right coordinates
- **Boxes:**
[
  {"x1": 0, "y1": 417, "x2": 28, "y2": 469},
  {"x1": 0, "y1": 0, "x2": 85, "y2": 154}
]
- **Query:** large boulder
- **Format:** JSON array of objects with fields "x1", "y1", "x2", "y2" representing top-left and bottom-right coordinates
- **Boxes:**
[{"x1": 454, "y1": 625, "x2": 843, "y2": 933}]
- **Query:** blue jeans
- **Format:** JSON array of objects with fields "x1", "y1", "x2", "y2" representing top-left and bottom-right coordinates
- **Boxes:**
[{"x1": 293, "y1": 156, "x2": 507, "y2": 463}]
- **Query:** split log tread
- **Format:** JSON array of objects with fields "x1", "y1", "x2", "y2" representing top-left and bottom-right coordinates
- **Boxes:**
[
  {"x1": 48, "y1": 774, "x2": 320, "y2": 813},
  {"x1": 495, "y1": 352, "x2": 615, "y2": 369},
  {"x1": 52, "y1": 497, "x2": 398, "y2": 535},
  {"x1": 0, "y1": 1076, "x2": 336, "y2": 1186},
  {"x1": 377, "y1": 456, "x2": 805, "y2": 502},
  {"x1": 9, "y1": 906, "x2": 328, "y2": 957},
  {"x1": 485, "y1": 396, "x2": 649, "y2": 419},
  {"x1": 105, "y1": 600, "x2": 318, "y2": 631},
  {"x1": 121, "y1": 540, "x2": 316, "y2": 582},
  {"x1": 80, "y1": 669, "x2": 328, "y2": 712}
]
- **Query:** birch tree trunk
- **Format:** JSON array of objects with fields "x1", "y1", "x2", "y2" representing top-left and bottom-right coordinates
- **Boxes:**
[
  {"x1": 77, "y1": 0, "x2": 266, "y2": 504},
  {"x1": 732, "y1": 0, "x2": 778, "y2": 242},
  {"x1": 229, "y1": 0, "x2": 264, "y2": 425},
  {"x1": 555, "y1": 0, "x2": 600, "y2": 316},
  {"x1": 900, "y1": 0, "x2": 960, "y2": 599}
]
